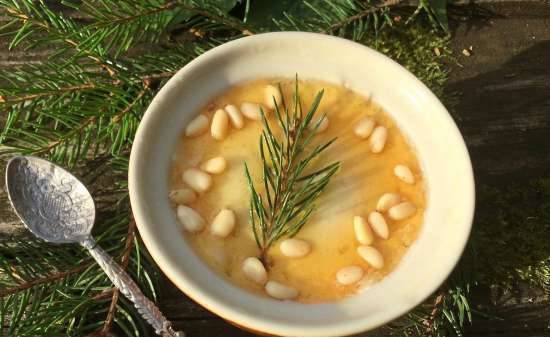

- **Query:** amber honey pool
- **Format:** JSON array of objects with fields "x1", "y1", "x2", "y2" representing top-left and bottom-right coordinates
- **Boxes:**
[{"x1": 168, "y1": 78, "x2": 425, "y2": 303}]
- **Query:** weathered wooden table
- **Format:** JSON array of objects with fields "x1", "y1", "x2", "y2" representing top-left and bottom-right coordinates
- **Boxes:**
[{"x1": 1, "y1": 2, "x2": 549, "y2": 337}]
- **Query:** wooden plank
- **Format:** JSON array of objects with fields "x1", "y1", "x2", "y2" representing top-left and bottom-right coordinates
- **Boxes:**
[
  {"x1": 446, "y1": 2, "x2": 550, "y2": 180},
  {"x1": 463, "y1": 282, "x2": 549, "y2": 337},
  {"x1": 466, "y1": 302, "x2": 550, "y2": 337}
]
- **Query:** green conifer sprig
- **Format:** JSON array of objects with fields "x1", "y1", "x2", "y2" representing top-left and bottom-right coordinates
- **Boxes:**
[
  {"x1": 245, "y1": 83, "x2": 340, "y2": 264},
  {"x1": 273, "y1": 0, "x2": 396, "y2": 38}
]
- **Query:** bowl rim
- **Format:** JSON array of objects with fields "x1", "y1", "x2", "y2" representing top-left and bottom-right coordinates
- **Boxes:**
[{"x1": 129, "y1": 31, "x2": 475, "y2": 337}]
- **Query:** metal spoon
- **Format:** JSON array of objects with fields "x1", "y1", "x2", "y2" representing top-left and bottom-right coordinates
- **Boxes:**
[{"x1": 5, "y1": 156, "x2": 184, "y2": 337}]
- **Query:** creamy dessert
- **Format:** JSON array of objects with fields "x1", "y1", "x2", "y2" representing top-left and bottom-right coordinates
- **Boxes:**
[{"x1": 169, "y1": 78, "x2": 425, "y2": 302}]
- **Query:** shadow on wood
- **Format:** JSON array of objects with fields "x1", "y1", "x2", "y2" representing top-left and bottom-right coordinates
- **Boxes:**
[
  {"x1": 445, "y1": 13, "x2": 550, "y2": 337},
  {"x1": 447, "y1": 40, "x2": 550, "y2": 181}
]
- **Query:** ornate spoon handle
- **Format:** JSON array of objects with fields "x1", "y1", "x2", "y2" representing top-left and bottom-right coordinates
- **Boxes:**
[{"x1": 81, "y1": 236, "x2": 184, "y2": 337}]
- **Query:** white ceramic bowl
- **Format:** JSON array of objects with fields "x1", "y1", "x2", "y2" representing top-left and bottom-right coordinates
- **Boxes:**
[{"x1": 129, "y1": 32, "x2": 475, "y2": 337}]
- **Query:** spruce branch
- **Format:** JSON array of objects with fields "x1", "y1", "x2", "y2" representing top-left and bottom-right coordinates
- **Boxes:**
[
  {"x1": 62, "y1": 0, "x2": 183, "y2": 57},
  {"x1": 245, "y1": 81, "x2": 340, "y2": 264},
  {"x1": 0, "y1": 212, "x2": 155, "y2": 337},
  {"x1": 0, "y1": 62, "x2": 150, "y2": 166},
  {"x1": 0, "y1": 0, "x2": 119, "y2": 75},
  {"x1": 176, "y1": 1, "x2": 254, "y2": 36},
  {"x1": 83, "y1": 1, "x2": 181, "y2": 26},
  {"x1": 111, "y1": 84, "x2": 150, "y2": 124},
  {"x1": 320, "y1": 0, "x2": 401, "y2": 34},
  {"x1": 0, "y1": 83, "x2": 95, "y2": 104},
  {"x1": 2, "y1": 0, "x2": 253, "y2": 59},
  {"x1": 91, "y1": 287, "x2": 117, "y2": 301},
  {"x1": 32, "y1": 116, "x2": 96, "y2": 154},
  {"x1": 0, "y1": 261, "x2": 94, "y2": 297},
  {"x1": 274, "y1": 0, "x2": 393, "y2": 39},
  {"x1": 140, "y1": 71, "x2": 177, "y2": 82}
]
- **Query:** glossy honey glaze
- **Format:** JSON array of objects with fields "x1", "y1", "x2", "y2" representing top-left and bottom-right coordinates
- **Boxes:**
[{"x1": 169, "y1": 78, "x2": 425, "y2": 302}]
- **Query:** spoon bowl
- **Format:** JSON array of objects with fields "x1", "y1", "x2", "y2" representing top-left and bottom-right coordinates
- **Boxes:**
[{"x1": 5, "y1": 156, "x2": 95, "y2": 244}]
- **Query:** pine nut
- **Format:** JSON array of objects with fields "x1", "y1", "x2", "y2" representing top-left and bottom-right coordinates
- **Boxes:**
[
  {"x1": 210, "y1": 209, "x2": 236, "y2": 238},
  {"x1": 182, "y1": 168, "x2": 212, "y2": 193},
  {"x1": 354, "y1": 117, "x2": 375, "y2": 139},
  {"x1": 353, "y1": 215, "x2": 374, "y2": 245},
  {"x1": 309, "y1": 116, "x2": 329, "y2": 133},
  {"x1": 394, "y1": 164, "x2": 415, "y2": 184},
  {"x1": 241, "y1": 102, "x2": 268, "y2": 121},
  {"x1": 242, "y1": 257, "x2": 268, "y2": 285},
  {"x1": 279, "y1": 238, "x2": 311, "y2": 258},
  {"x1": 336, "y1": 265, "x2": 364, "y2": 285},
  {"x1": 369, "y1": 126, "x2": 387, "y2": 153},
  {"x1": 368, "y1": 211, "x2": 389, "y2": 239},
  {"x1": 265, "y1": 281, "x2": 298, "y2": 300},
  {"x1": 224, "y1": 104, "x2": 244, "y2": 129},
  {"x1": 177, "y1": 205, "x2": 205, "y2": 233},
  {"x1": 357, "y1": 246, "x2": 384, "y2": 269},
  {"x1": 168, "y1": 188, "x2": 197, "y2": 205},
  {"x1": 388, "y1": 202, "x2": 416, "y2": 220},
  {"x1": 185, "y1": 114, "x2": 208, "y2": 137},
  {"x1": 376, "y1": 193, "x2": 401, "y2": 212},
  {"x1": 211, "y1": 109, "x2": 229, "y2": 140},
  {"x1": 201, "y1": 156, "x2": 227, "y2": 174},
  {"x1": 264, "y1": 85, "x2": 282, "y2": 110}
]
